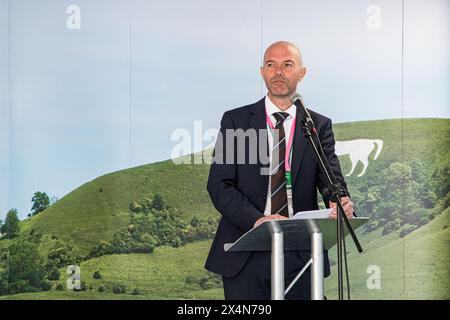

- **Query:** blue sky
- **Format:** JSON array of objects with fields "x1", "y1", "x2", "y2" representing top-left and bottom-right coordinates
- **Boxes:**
[{"x1": 0, "y1": 0, "x2": 449, "y2": 219}]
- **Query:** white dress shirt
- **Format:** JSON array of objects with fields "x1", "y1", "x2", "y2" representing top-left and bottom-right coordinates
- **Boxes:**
[{"x1": 263, "y1": 95, "x2": 297, "y2": 216}]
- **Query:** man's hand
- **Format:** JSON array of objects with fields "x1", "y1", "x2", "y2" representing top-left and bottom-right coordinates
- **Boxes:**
[
  {"x1": 328, "y1": 196, "x2": 354, "y2": 220},
  {"x1": 253, "y1": 214, "x2": 289, "y2": 228}
]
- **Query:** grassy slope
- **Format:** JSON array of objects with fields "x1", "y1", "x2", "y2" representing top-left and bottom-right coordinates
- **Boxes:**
[
  {"x1": 0, "y1": 118, "x2": 448, "y2": 299},
  {"x1": 14, "y1": 158, "x2": 214, "y2": 256},
  {"x1": 7, "y1": 118, "x2": 447, "y2": 257},
  {"x1": 334, "y1": 118, "x2": 450, "y2": 195},
  {"x1": 334, "y1": 118, "x2": 449, "y2": 164},
  {"x1": 4, "y1": 118, "x2": 447, "y2": 256},
  {"x1": 325, "y1": 207, "x2": 450, "y2": 299},
  {"x1": 3, "y1": 208, "x2": 448, "y2": 300},
  {"x1": 2, "y1": 240, "x2": 223, "y2": 300}
]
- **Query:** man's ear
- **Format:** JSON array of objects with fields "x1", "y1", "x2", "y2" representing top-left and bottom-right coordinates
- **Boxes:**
[
  {"x1": 260, "y1": 66, "x2": 264, "y2": 77},
  {"x1": 299, "y1": 67, "x2": 307, "y2": 82}
]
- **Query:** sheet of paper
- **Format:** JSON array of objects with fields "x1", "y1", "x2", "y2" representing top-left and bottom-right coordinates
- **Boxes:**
[{"x1": 291, "y1": 208, "x2": 332, "y2": 220}]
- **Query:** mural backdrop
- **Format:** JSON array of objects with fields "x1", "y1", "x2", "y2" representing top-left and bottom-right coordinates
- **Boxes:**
[{"x1": 0, "y1": 0, "x2": 449, "y2": 299}]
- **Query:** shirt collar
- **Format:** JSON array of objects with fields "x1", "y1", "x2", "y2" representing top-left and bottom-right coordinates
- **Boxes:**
[{"x1": 264, "y1": 94, "x2": 297, "y2": 119}]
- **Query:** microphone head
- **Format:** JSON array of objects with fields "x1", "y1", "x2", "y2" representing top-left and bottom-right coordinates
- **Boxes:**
[{"x1": 289, "y1": 93, "x2": 302, "y2": 104}]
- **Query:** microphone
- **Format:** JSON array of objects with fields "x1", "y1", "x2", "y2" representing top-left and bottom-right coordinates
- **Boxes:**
[
  {"x1": 290, "y1": 93, "x2": 315, "y2": 129},
  {"x1": 291, "y1": 93, "x2": 352, "y2": 200}
]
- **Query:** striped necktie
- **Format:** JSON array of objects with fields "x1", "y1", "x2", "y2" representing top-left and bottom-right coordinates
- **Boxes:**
[{"x1": 271, "y1": 112, "x2": 289, "y2": 217}]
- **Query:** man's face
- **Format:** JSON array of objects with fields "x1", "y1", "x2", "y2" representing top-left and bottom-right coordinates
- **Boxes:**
[{"x1": 260, "y1": 44, "x2": 306, "y2": 99}]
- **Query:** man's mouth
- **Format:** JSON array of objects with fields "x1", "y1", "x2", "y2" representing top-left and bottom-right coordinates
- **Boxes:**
[{"x1": 271, "y1": 79, "x2": 287, "y2": 85}]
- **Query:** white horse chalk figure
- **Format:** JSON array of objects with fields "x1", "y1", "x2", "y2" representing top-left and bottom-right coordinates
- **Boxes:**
[{"x1": 335, "y1": 139, "x2": 383, "y2": 177}]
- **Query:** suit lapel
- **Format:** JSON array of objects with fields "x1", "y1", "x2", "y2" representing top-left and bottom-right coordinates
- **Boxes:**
[
  {"x1": 249, "y1": 99, "x2": 308, "y2": 188},
  {"x1": 291, "y1": 107, "x2": 308, "y2": 186},
  {"x1": 249, "y1": 98, "x2": 269, "y2": 187}
]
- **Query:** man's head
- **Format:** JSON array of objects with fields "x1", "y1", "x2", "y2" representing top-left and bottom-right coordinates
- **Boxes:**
[{"x1": 260, "y1": 41, "x2": 307, "y2": 99}]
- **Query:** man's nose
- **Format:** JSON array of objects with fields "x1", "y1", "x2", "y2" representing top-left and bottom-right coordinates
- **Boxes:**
[{"x1": 276, "y1": 68, "x2": 284, "y2": 76}]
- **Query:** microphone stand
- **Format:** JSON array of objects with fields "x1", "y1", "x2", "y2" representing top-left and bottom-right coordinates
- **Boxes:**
[{"x1": 300, "y1": 110, "x2": 363, "y2": 300}]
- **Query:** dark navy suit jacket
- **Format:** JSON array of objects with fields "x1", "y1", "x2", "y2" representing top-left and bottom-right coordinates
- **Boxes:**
[{"x1": 205, "y1": 98, "x2": 348, "y2": 278}]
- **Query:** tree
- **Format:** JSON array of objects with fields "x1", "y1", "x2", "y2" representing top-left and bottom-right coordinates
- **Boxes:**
[
  {"x1": 2, "y1": 209, "x2": 20, "y2": 239},
  {"x1": 151, "y1": 193, "x2": 166, "y2": 211},
  {"x1": 31, "y1": 191, "x2": 50, "y2": 215},
  {"x1": 129, "y1": 201, "x2": 143, "y2": 213},
  {"x1": 190, "y1": 216, "x2": 200, "y2": 228},
  {"x1": 8, "y1": 240, "x2": 46, "y2": 292},
  {"x1": 47, "y1": 267, "x2": 61, "y2": 281},
  {"x1": 381, "y1": 219, "x2": 401, "y2": 236},
  {"x1": 430, "y1": 166, "x2": 450, "y2": 199},
  {"x1": 47, "y1": 239, "x2": 75, "y2": 268}
]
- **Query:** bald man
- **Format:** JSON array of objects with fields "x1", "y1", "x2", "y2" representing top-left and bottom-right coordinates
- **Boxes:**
[{"x1": 205, "y1": 41, "x2": 353, "y2": 300}]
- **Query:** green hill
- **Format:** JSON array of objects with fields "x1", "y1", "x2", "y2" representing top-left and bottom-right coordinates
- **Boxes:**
[
  {"x1": 15, "y1": 158, "x2": 214, "y2": 256},
  {"x1": 325, "y1": 207, "x2": 450, "y2": 299},
  {"x1": 1, "y1": 240, "x2": 223, "y2": 300},
  {"x1": 3, "y1": 208, "x2": 448, "y2": 300},
  {"x1": 0, "y1": 118, "x2": 448, "y2": 300},
  {"x1": 8, "y1": 118, "x2": 448, "y2": 256}
]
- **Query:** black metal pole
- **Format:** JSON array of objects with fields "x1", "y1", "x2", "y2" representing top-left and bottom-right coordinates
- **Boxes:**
[
  {"x1": 301, "y1": 120, "x2": 362, "y2": 300},
  {"x1": 338, "y1": 201, "x2": 344, "y2": 299},
  {"x1": 310, "y1": 125, "x2": 363, "y2": 253}
]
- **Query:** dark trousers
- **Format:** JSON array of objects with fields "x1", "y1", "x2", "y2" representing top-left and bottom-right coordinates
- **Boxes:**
[{"x1": 222, "y1": 251, "x2": 311, "y2": 300}]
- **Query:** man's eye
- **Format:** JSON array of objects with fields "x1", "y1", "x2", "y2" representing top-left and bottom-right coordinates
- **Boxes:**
[
  {"x1": 284, "y1": 63, "x2": 294, "y2": 67},
  {"x1": 266, "y1": 63, "x2": 274, "y2": 67}
]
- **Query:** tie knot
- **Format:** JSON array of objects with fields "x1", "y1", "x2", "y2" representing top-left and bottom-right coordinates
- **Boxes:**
[{"x1": 273, "y1": 112, "x2": 289, "y2": 128}]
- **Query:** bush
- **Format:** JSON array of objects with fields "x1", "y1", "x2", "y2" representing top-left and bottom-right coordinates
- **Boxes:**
[
  {"x1": 131, "y1": 288, "x2": 141, "y2": 295},
  {"x1": 190, "y1": 217, "x2": 200, "y2": 228},
  {"x1": 89, "y1": 241, "x2": 112, "y2": 258},
  {"x1": 97, "y1": 285, "x2": 106, "y2": 293},
  {"x1": 74, "y1": 280, "x2": 87, "y2": 292},
  {"x1": 55, "y1": 283, "x2": 64, "y2": 291},
  {"x1": 112, "y1": 283, "x2": 127, "y2": 294},
  {"x1": 377, "y1": 218, "x2": 387, "y2": 227},
  {"x1": 418, "y1": 216, "x2": 430, "y2": 227},
  {"x1": 129, "y1": 201, "x2": 142, "y2": 213},
  {"x1": 41, "y1": 281, "x2": 52, "y2": 291},
  {"x1": 400, "y1": 226, "x2": 417, "y2": 238},
  {"x1": 199, "y1": 272, "x2": 222, "y2": 290},
  {"x1": 444, "y1": 192, "x2": 450, "y2": 209},
  {"x1": 0, "y1": 276, "x2": 8, "y2": 295},
  {"x1": 93, "y1": 271, "x2": 102, "y2": 279},
  {"x1": 382, "y1": 220, "x2": 400, "y2": 236},
  {"x1": 47, "y1": 268, "x2": 61, "y2": 281},
  {"x1": 90, "y1": 202, "x2": 217, "y2": 258},
  {"x1": 421, "y1": 191, "x2": 437, "y2": 209},
  {"x1": 185, "y1": 276, "x2": 198, "y2": 285},
  {"x1": 402, "y1": 208, "x2": 429, "y2": 226},
  {"x1": 151, "y1": 194, "x2": 166, "y2": 211},
  {"x1": 363, "y1": 220, "x2": 378, "y2": 234}
]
